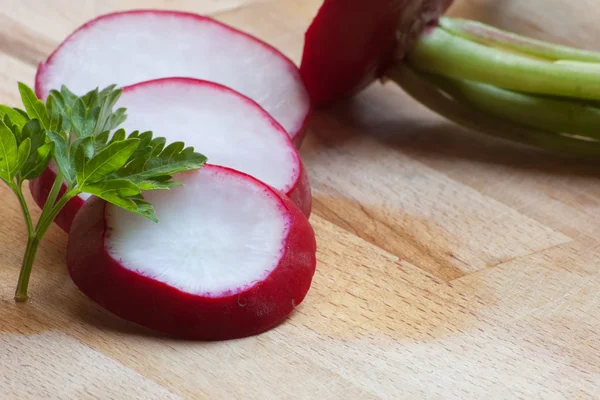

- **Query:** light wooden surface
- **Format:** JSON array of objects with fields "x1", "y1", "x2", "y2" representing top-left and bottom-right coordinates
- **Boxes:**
[{"x1": 1, "y1": 0, "x2": 600, "y2": 398}]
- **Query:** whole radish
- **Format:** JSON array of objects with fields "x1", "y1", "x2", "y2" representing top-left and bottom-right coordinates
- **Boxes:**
[{"x1": 301, "y1": 0, "x2": 600, "y2": 156}]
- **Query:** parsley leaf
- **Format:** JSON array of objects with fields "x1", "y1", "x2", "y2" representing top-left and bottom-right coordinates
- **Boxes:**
[
  {"x1": 1, "y1": 82, "x2": 207, "y2": 301},
  {"x1": 0, "y1": 118, "x2": 19, "y2": 182},
  {"x1": 0, "y1": 105, "x2": 29, "y2": 129},
  {"x1": 77, "y1": 138, "x2": 140, "y2": 185},
  {"x1": 6, "y1": 83, "x2": 208, "y2": 219},
  {"x1": 47, "y1": 130, "x2": 75, "y2": 186},
  {"x1": 18, "y1": 120, "x2": 54, "y2": 181},
  {"x1": 18, "y1": 82, "x2": 51, "y2": 129}
]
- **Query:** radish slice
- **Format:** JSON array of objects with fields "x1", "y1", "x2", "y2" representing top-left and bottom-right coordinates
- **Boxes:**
[
  {"x1": 35, "y1": 9, "x2": 310, "y2": 145},
  {"x1": 300, "y1": 0, "x2": 453, "y2": 105},
  {"x1": 67, "y1": 165, "x2": 317, "y2": 340},
  {"x1": 29, "y1": 78, "x2": 312, "y2": 233}
]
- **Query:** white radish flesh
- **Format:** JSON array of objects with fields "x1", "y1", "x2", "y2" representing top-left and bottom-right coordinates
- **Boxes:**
[
  {"x1": 35, "y1": 10, "x2": 311, "y2": 145},
  {"x1": 29, "y1": 78, "x2": 311, "y2": 233},
  {"x1": 118, "y1": 78, "x2": 309, "y2": 210},
  {"x1": 107, "y1": 168, "x2": 289, "y2": 296},
  {"x1": 67, "y1": 165, "x2": 317, "y2": 340}
]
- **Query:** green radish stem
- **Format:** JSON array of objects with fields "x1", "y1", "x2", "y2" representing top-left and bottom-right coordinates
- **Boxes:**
[
  {"x1": 407, "y1": 26, "x2": 600, "y2": 101},
  {"x1": 395, "y1": 17, "x2": 600, "y2": 156},
  {"x1": 438, "y1": 17, "x2": 600, "y2": 63},
  {"x1": 425, "y1": 76, "x2": 600, "y2": 140},
  {"x1": 386, "y1": 66, "x2": 600, "y2": 157}
]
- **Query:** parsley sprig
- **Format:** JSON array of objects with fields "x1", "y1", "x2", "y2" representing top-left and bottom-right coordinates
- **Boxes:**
[{"x1": 0, "y1": 83, "x2": 207, "y2": 302}]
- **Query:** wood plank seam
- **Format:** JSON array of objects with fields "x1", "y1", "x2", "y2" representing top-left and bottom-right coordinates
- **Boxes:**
[{"x1": 475, "y1": 239, "x2": 575, "y2": 273}]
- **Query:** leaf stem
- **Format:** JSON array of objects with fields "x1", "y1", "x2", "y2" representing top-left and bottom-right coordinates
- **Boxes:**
[
  {"x1": 386, "y1": 65, "x2": 600, "y2": 158},
  {"x1": 36, "y1": 189, "x2": 79, "y2": 239},
  {"x1": 14, "y1": 234, "x2": 39, "y2": 302},
  {"x1": 407, "y1": 26, "x2": 600, "y2": 100},
  {"x1": 439, "y1": 17, "x2": 600, "y2": 63},
  {"x1": 423, "y1": 75, "x2": 600, "y2": 141},
  {"x1": 35, "y1": 170, "x2": 64, "y2": 231},
  {"x1": 13, "y1": 188, "x2": 78, "y2": 302},
  {"x1": 11, "y1": 182, "x2": 34, "y2": 239}
]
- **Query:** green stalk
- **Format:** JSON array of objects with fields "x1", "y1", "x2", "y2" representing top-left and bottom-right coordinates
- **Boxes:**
[
  {"x1": 35, "y1": 190, "x2": 79, "y2": 239},
  {"x1": 386, "y1": 65, "x2": 600, "y2": 157},
  {"x1": 11, "y1": 182, "x2": 34, "y2": 239},
  {"x1": 14, "y1": 189, "x2": 78, "y2": 302},
  {"x1": 439, "y1": 17, "x2": 600, "y2": 62},
  {"x1": 426, "y1": 76, "x2": 600, "y2": 140},
  {"x1": 407, "y1": 27, "x2": 600, "y2": 100},
  {"x1": 11, "y1": 181, "x2": 37, "y2": 303},
  {"x1": 35, "y1": 171, "x2": 64, "y2": 231},
  {"x1": 14, "y1": 236, "x2": 40, "y2": 302}
]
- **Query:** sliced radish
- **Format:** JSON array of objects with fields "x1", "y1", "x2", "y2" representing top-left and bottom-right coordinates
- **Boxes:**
[
  {"x1": 35, "y1": 9, "x2": 310, "y2": 145},
  {"x1": 29, "y1": 78, "x2": 312, "y2": 233},
  {"x1": 67, "y1": 165, "x2": 317, "y2": 340}
]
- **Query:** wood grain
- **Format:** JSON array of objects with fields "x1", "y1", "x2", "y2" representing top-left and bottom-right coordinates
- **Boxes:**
[{"x1": 1, "y1": 0, "x2": 600, "y2": 398}]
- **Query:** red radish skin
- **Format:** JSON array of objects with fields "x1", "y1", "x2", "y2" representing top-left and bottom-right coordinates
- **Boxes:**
[
  {"x1": 35, "y1": 9, "x2": 311, "y2": 146},
  {"x1": 300, "y1": 0, "x2": 453, "y2": 105},
  {"x1": 30, "y1": 78, "x2": 312, "y2": 233},
  {"x1": 67, "y1": 165, "x2": 317, "y2": 340}
]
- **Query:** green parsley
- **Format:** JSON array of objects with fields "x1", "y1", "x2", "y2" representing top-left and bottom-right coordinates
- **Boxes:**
[{"x1": 0, "y1": 83, "x2": 207, "y2": 302}]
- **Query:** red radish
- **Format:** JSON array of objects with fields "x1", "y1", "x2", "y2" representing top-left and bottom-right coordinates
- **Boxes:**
[
  {"x1": 35, "y1": 9, "x2": 311, "y2": 146},
  {"x1": 300, "y1": 0, "x2": 600, "y2": 156},
  {"x1": 301, "y1": 0, "x2": 453, "y2": 105},
  {"x1": 30, "y1": 78, "x2": 312, "y2": 233},
  {"x1": 67, "y1": 165, "x2": 317, "y2": 340}
]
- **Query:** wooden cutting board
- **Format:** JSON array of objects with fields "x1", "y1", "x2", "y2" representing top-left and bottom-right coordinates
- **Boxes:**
[{"x1": 1, "y1": 0, "x2": 599, "y2": 398}]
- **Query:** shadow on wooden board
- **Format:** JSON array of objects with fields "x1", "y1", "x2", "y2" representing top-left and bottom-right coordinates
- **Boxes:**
[{"x1": 303, "y1": 92, "x2": 600, "y2": 182}]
